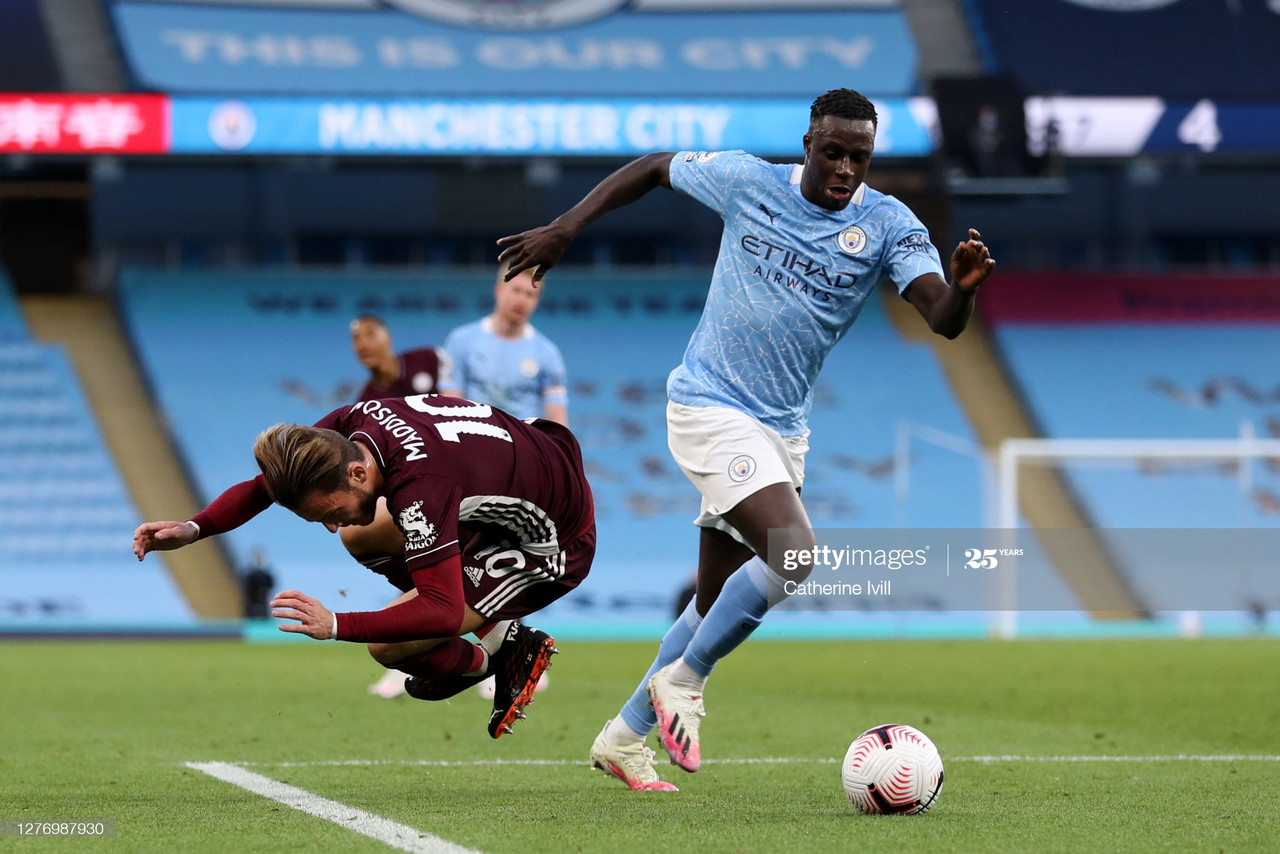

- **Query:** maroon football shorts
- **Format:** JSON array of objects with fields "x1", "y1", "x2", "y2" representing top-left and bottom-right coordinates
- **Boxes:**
[
  {"x1": 357, "y1": 521, "x2": 594, "y2": 622},
  {"x1": 460, "y1": 523, "x2": 595, "y2": 621}
]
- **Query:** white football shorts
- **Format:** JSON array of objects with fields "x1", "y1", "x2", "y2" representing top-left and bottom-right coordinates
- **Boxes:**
[{"x1": 666, "y1": 401, "x2": 809, "y2": 544}]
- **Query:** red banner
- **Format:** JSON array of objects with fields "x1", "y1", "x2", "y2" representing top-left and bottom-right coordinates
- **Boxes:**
[
  {"x1": 980, "y1": 272, "x2": 1280, "y2": 325},
  {"x1": 0, "y1": 94, "x2": 170, "y2": 153}
]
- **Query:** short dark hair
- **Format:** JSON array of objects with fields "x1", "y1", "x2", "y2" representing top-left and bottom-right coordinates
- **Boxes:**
[
  {"x1": 351, "y1": 314, "x2": 387, "y2": 330},
  {"x1": 810, "y1": 89, "x2": 878, "y2": 127}
]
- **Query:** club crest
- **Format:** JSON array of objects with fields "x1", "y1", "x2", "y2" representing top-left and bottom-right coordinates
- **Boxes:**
[
  {"x1": 838, "y1": 226, "x2": 867, "y2": 255},
  {"x1": 728, "y1": 454, "x2": 756, "y2": 483}
]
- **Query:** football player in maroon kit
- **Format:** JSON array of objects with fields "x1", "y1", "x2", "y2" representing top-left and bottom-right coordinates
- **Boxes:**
[
  {"x1": 133, "y1": 395, "x2": 594, "y2": 739},
  {"x1": 351, "y1": 315, "x2": 452, "y2": 401}
]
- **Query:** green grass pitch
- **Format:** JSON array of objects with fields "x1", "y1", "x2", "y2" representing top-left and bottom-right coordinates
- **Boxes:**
[{"x1": 2, "y1": 637, "x2": 1278, "y2": 852}]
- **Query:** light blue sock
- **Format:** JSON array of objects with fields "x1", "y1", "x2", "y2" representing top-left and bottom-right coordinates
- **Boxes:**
[
  {"x1": 618, "y1": 597, "x2": 703, "y2": 736},
  {"x1": 683, "y1": 557, "x2": 786, "y2": 678}
]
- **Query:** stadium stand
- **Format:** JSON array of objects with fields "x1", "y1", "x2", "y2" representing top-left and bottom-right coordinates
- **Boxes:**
[
  {"x1": 0, "y1": 266, "x2": 28, "y2": 341},
  {"x1": 996, "y1": 322, "x2": 1280, "y2": 529},
  {"x1": 0, "y1": 276, "x2": 197, "y2": 626},
  {"x1": 982, "y1": 273, "x2": 1280, "y2": 618},
  {"x1": 118, "y1": 268, "x2": 1018, "y2": 632},
  {"x1": 985, "y1": 272, "x2": 1280, "y2": 530}
]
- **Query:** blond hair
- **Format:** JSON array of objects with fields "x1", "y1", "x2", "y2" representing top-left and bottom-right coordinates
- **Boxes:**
[
  {"x1": 252, "y1": 424, "x2": 363, "y2": 511},
  {"x1": 495, "y1": 260, "x2": 539, "y2": 288}
]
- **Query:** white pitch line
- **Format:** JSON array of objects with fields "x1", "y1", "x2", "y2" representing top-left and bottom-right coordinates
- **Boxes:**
[
  {"x1": 186, "y1": 761, "x2": 482, "y2": 854},
  {"x1": 216, "y1": 754, "x2": 1280, "y2": 769}
]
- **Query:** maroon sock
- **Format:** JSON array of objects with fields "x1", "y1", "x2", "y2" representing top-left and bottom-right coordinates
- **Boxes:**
[{"x1": 392, "y1": 637, "x2": 486, "y2": 678}]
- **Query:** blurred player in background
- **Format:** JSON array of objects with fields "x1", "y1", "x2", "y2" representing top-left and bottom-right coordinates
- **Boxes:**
[
  {"x1": 240, "y1": 547, "x2": 275, "y2": 620},
  {"x1": 440, "y1": 264, "x2": 569, "y2": 698},
  {"x1": 499, "y1": 88, "x2": 995, "y2": 790},
  {"x1": 132, "y1": 395, "x2": 594, "y2": 739},
  {"x1": 441, "y1": 266, "x2": 568, "y2": 427},
  {"x1": 351, "y1": 315, "x2": 452, "y2": 401},
  {"x1": 349, "y1": 314, "x2": 453, "y2": 699}
]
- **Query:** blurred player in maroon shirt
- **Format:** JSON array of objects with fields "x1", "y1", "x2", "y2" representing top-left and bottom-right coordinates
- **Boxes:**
[
  {"x1": 133, "y1": 395, "x2": 594, "y2": 739},
  {"x1": 351, "y1": 315, "x2": 452, "y2": 401}
]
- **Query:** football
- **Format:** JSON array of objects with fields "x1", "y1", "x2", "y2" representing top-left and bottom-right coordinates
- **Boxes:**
[{"x1": 841, "y1": 723, "x2": 944, "y2": 815}]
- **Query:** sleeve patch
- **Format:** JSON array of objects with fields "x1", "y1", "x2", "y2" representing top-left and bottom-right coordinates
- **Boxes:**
[
  {"x1": 397, "y1": 500, "x2": 438, "y2": 551},
  {"x1": 896, "y1": 233, "x2": 934, "y2": 256}
]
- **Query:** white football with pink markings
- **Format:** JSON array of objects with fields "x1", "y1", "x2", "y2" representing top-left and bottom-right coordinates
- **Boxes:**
[{"x1": 841, "y1": 723, "x2": 944, "y2": 815}]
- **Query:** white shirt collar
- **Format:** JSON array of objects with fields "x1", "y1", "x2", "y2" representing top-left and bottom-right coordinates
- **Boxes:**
[{"x1": 481, "y1": 315, "x2": 535, "y2": 339}]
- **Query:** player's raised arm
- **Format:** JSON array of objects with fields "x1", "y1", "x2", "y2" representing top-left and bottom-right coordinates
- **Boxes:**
[
  {"x1": 497, "y1": 151, "x2": 675, "y2": 284},
  {"x1": 132, "y1": 520, "x2": 199, "y2": 560},
  {"x1": 133, "y1": 474, "x2": 274, "y2": 562},
  {"x1": 904, "y1": 228, "x2": 996, "y2": 339},
  {"x1": 189, "y1": 474, "x2": 275, "y2": 536}
]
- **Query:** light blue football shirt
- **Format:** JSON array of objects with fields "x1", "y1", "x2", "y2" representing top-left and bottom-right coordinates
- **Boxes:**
[
  {"x1": 667, "y1": 150, "x2": 945, "y2": 437},
  {"x1": 442, "y1": 317, "x2": 568, "y2": 420}
]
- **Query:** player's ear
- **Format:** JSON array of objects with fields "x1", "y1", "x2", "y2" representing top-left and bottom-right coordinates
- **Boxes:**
[{"x1": 348, "y1": 460, "x2": 367, "y2": 485}]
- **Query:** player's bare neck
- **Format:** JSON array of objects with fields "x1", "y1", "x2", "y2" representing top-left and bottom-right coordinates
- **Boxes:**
[
  {"x1": 490, "y1": 313, "x2": 526, "y2": 340},
  {"x1": 370, "y1": 354, "x2": 401, "y2": 384}
]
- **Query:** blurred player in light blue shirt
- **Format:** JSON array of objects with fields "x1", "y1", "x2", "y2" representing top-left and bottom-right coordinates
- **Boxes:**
[
  {"x1": 440, "y1": 265, "x2": 568, "y2": 703},
  {"x1": 499, "y1": 88, "x2": 994, "y2": 792},
  {"x1": 441, "y1": 267, "x2": 569, "y2": 427}
]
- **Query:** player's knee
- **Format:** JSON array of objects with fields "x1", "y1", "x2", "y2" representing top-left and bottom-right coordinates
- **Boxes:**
[
  {"x1": 777, "y1": 559, "x2": 814, "y2": 585},
  {"x1": 340, "y1": 525, "x2": 379, "y2": 556},
  {"x1": 339, "y1": 508, "x2": 404, "y2": 557},
  {"x1": 767, "y1": 529, "x2": 817, "y2": 583},
  {"x1": 367, "y1": 643, "x2": 401, "y2": 666}
]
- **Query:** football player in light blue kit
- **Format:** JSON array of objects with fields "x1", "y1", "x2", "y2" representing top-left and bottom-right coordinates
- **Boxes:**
[
  {"x1": 441, "y1": 266, "x2": 569, "y2": 427},
  {"x1": 499, "y1": 89, "x2": 995, "y2": 791}
]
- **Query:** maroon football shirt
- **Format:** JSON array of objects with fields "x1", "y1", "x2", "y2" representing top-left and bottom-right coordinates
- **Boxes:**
[
  {"x1": 190, "y1": 395, "x2": 593, "y2": 641},
  {"x1": 195, "y1": 395, "x2": 590, "y2": 558},
  {"x1": 356, "y1": 347, "x2": 449, "y2": 402},
  {"x1": 315, "y1": 395, "x2": 591, "y2": 568}
]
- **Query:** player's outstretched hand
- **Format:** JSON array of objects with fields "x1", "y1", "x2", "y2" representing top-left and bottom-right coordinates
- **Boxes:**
[
  {"x1": 950, "y1": 228, "x2": 996, "y2": 293},
  {"x1": 132, "y1": 520, "x2": 199, "y2": 561},
  {"x1": 270, "y1": 590, "x2": 336, "y2": 640},
  {"x1": 496, "y1": 222, "x2": 575, "y2": 285}
]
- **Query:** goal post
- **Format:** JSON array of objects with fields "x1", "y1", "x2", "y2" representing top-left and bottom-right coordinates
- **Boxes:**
[
  {"x1": 994, "y1": 436, "x2": 1280, "y2": 638},
  {"x1": 998, "y1": 437, "x2": 1280, "y2": 530}
]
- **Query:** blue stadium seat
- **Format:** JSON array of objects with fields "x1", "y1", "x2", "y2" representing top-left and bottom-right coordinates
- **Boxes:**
[
  {"x1": 996, "y1": 323, "x2": 1280, "y2": 530},
  {"x1": 0, "y1": 339, "x2": 198, "y2": 627}
]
